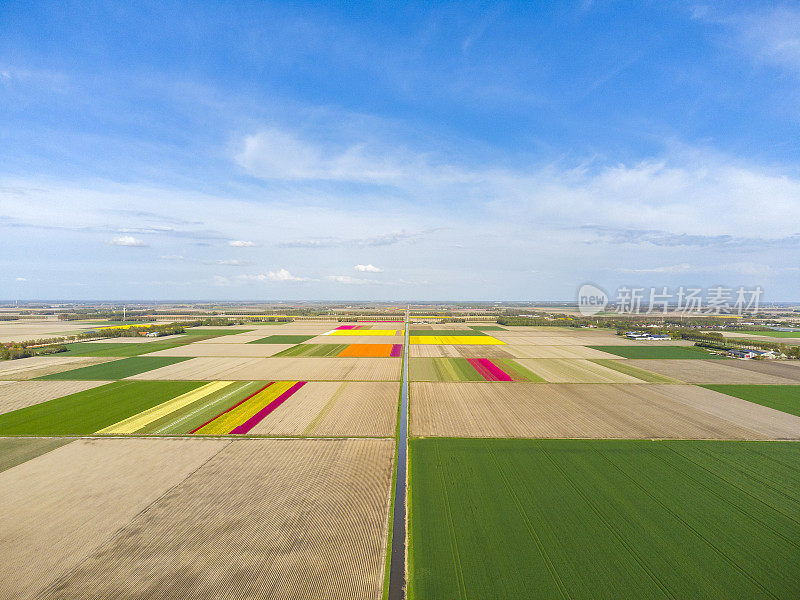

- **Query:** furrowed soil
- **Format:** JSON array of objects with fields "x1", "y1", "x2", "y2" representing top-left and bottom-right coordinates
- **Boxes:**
[
  {"x1": 409, "y1": 382, "x2": 786, "y2": 439},
  {"x1": 0, "y1": 438, "x2": 228, "y2": 600},
  {"x1": 38, "y1": 439, "x2": 394, "y2": 600}
]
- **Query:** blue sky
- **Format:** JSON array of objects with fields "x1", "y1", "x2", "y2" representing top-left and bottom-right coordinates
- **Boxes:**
[{"x1": 1, "y1": 1, "x2": 799, "y2": 301}]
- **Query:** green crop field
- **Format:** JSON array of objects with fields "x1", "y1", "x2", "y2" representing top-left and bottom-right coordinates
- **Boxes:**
[
  {"x1": 410, "y1": 330, "x2": 486, "y2": 336},
  {"x1": 410, "y1": 358, "x2": 485, "y2": 381},
  {"x1": 248, "y1": 334, "x2": 315, "y2": 344},
  {"x1": 409, "y1": 438, "x2": 800, "y2": 600},
  {"x1": 182, "y1": 328, "x2": 254, "y2": 336},
  {"x1": 0, "y1": 381, "x2": 204, "y2": 435},
  {"x1": 273, "y1": 343, "x2": 348, "y2": 357},
  {"x1": 590, "y1": 359, "x2": 681, "y2": 382},
  {"x1": 589, "y1": 345, "x2": 726, "y2": 359},
  {"x1": 56, "y1": 338, "x2": 203, "y2": 357},
  {"x1": 702, "y1": 385, "x2": 800, "y2": 417},
  {"x1": 468, "y1": 325, "x2": 506, "y2": 331},
  {"x1": 36, "y1": 356, "x2": 191, "y2": 380},
  {"x1": 735, "y1": 330, "x2": 800, "y2": 338}
]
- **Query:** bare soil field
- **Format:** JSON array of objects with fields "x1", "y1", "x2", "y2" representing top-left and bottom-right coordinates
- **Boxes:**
[
  {"x1": 0, "y1": 380, "x2": 111, "y2": 415},
  {"x1": 308, "y1": 335, "x2": 402, "y2": 345},
  {"x1": 130, "y1": 357, "x2": 402, "y2": 381},
  {"x1": 38, "y1": 439, "x2": 394, "y2": 600},
  {"x1": 0, "y1": 437, "x2": 229, "y2": 600},
  {"x1": 409, "y1": 344, "x2": 513, "y2": 358},
  {"x1": 624, "y1": 359, "x2": 800, "y2": 384},
  {"x1": 247, "y1": 381, "x2": 342, "y2": 434},
  {"x1": 667, "y1": 385, "x2": 800, "y2": 439},
  {"x1": 147, "y1": 343, "x2": 294, "y2": 357},
  {"x1": 308, "y1": 382, "x2": 399, "y2": 437},
  {"x1": 0, "y1": 319, "x2": 98, "y2": 343},
  {"x1": 504, "y1": 345, "x2": 623, "y2": 359},
  {"x1": 249, "y1": 381, "x2": 399, "y2": 436},
  {"x1": 514, "y1": 359, "x2": 646, "y2": 383},
  {"x1": 191, "y1": 332, "x2": 272, "y2": 344},
  {"x1": 410, "y1": 382, "x2": 790, "y2": 439},
  {"x1": 0, "y1": 356, "x2": 119, "y2": 380},
  {"x1": 718, "y1": 360, "x2": 800, "y2": 383}
]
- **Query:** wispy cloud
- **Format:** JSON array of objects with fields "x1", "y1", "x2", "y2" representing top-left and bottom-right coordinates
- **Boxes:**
[
  {"x1": 355, "y1": 264, "x2": 383, "y2": 272},
  {"x1": 326, "y1": 275, "x2": 374, "y2": 284},
  {"x1": 107, "y1": 235, "x2": 148, "y2": 247},
  {"x1": 239, "y1": 269, "x2": 309, "y2": 282},
  {"x1": 279, "y1": 230, "x2": 430, "y2": 248},
  {"x1": 229, "y1": 240, "x2": 257, "y2": 247},
  {"x1": 15, "y1": 277, "x2": 27, "y2": 281}
]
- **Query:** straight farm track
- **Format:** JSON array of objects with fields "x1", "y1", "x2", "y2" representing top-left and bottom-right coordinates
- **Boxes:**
[{"x1": 409, "y1": 438, "x2": 800, "y2": 600}]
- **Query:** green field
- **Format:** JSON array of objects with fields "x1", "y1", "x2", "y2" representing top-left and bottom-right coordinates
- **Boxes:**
[
  {"x1": 273, "y1": 343, "x2": 348, "y2": 357},
  {"x1": 36, "y1": 356, "x2": 191, "y2": 380},
  {"x1": 589, "y1": 345, "x2": 726, "y2": 359},
  {"x1": 0, "y1": 381, "x2": 204, "y2": 435},
  {"x1": 735, "y1": 330, "x2": 800, "y2": 338},
  {"x1": 0, "y1": 438, "x2": 73, "y2": 472},
  {"x1": 248, "y1": 334, "x2": 315, "y2": 344},
  {"x1": 410, "y1": 330, "x2": 486, "y2": 336},
  {"x1": 468, "y1": 325, "x2": 506, "y2": 331},
  {"x1": 183, "y1": 328, "x2": 254, "y2": 336},
  {"x1": 702, "y1": 385, "x2": 800, "y2": 418},
  {"x1": 590, "y1": 359, "x2": 681, "y2": 383},
  {"x1": 410, "y1": 358, "x2": 485, "y2": 381},
  {"x1": 56, "y1": 337, "x2": 204, "y2": 357},
  {"x1": 409, "y1": 438, "x2": 800, "y2": 600}
]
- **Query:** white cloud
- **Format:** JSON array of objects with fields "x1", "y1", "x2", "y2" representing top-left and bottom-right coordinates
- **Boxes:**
[
  {"x1": 615, "y1": 263, "x2": 694, "y2": 274},
  {"x1": 214, "y1": 259, "x2": 248, "y2": 266},
  {"x1": 326, "y1": 275, "x2": 367, "y2": 284},
  {"x1": 228, "y1": 240, "x2": 256, "y2": 247},
  {"x1": 235, "y1": 128, "x2": 407, "y2": 183},
  {"x1": 239, "y1": 269, "x2": 308, "y2": 282},
  {"x1": 355, "y1": 264, "x2": 383, "y2": 272},
  {"x1": 108, "y1": 235, "x2": 147, "y2": 247},
  {"x1": 160, "y1": 254, "x2": 185, "y2": 260},
  {"x1": 212, "y1": 275, "x2": 231, "y2": 286},
  {"x1": 15, "y1": 277, "x2": 26, "y2": 281}
]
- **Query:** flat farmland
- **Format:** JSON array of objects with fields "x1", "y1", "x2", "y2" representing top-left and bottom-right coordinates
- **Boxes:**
[
  {"x1": 37, "y1": 356, "x2": 192, "y2": 380},
  {"x1": 0, "y1": 356, "x2": 118, "y2": 380},
  {"x1": 624, "y1": 359, "x2": 800, "y2": 384},
  {"x1": 0, "y1": 437, "x2": 73, "y2": 473},
  {"x1": 0, "y1": 437, "x2": 229, "y2": 600},
  {"x1": 129, "y1": 356, "x2": 402, "y2": 381},
  {"x1": 512, "y1": 358, "x2": 647, "y2": 383},
  {"x1": 503, "y1": 345, "x2": 623, "y2": 359},
  {"x1": 249, "y1": 381, "x2": 399, "y2": 436},
  {"x1": 0, "y1": 381, "x2": 206, "y2": 435},
  {"x1": 308, "y1": 335, "x2": 403, "y2": 345},
  {"x1": 0, "y1": 380, "x2": 111, "y2": 415},
  {"x1": 588, "y1": 345, "x2": 726, "y2": 359},
  {"x1": 409, "y1": 382, "x2": 794, "y2": 438},
  {"x1": 702, "y1": 385, "x2": 800, "y2": 418},
  {"x1": 36, "y1": 439, "x2": 394, "y2": 600},
  {"x1": 410, "y1": 344, "x2": 513, "y2": 358},
  {"x1": 409, "y1": 438, "x2": 800, "y2": 600},
  {"x1": 146, "y1": 343, "x2": 295, "y2": 357}
]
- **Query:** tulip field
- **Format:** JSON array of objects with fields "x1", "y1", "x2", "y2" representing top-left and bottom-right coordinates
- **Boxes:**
[{"x1": 1, "y1": 318, "x2": 800, "y2": 599}]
